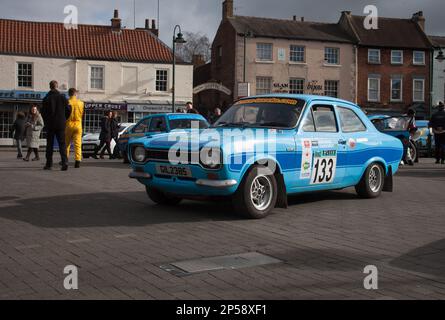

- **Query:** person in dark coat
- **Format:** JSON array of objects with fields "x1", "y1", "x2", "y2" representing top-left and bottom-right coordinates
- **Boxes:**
[
  {"x1": 429, "y1": 101, "x2": 445, "y2": 164},
  {"x1": 41, "y1": 80, "x2": 71, "y2": 170},
  {"x1": 93, "y1": 111, "x2": 112, "y2": 159},
  {"x1": 10, "y1": 112, "x2": 26, "y2": 158},
  {"x1": 110, "y1": 111, "x2": 120, "y2": 159}
]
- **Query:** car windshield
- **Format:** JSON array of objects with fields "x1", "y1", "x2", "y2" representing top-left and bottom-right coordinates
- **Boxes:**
[
  {"x1": 214, "y1": 97, "x2": 305, "y2": 128},
  {"x1": 169, "y1": 119, "x2": 209, "y2": 130}
]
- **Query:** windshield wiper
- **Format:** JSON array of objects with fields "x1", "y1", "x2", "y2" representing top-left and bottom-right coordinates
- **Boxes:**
[{"x1": 214, "y1": 122, "x2": 253, "y2": 128}]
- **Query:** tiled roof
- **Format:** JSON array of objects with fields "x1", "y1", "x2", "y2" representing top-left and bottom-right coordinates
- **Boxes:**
[
  {"x1": 348, "y1": 15, "x2": 431, "y2": 49},
  {"x1": 0, "y1": 19, "x2": 176, "y2": 63},
  {"x1": 429, "y1": 35, "x2": 445, "y2": 48},
  {"x1": 228, "y1": 16, "x2": 355, "y2": 43}
]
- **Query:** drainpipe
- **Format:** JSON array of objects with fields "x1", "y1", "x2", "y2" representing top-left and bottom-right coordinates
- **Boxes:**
[{"x1": 354, "y1": 45, "x2": 358, "y2": 104}]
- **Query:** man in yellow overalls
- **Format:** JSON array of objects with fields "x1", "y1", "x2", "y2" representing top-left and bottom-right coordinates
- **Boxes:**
[{"x1": 65, "y1": 88, "x2": 84, "y2": 168}]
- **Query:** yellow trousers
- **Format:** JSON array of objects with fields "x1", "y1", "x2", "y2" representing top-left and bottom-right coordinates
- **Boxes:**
[{"x1": 65, "y1": 122, "x2": 83, "y2": 161}]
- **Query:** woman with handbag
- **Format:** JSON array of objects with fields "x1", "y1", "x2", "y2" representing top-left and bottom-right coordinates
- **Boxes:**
[{"x1": 23, "y1": 104, "x2": 44, "y2": 162}]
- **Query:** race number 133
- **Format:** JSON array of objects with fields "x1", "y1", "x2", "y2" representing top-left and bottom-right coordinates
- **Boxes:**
[{"x1": 310, "y1": 150, "x2": 337, "y2": 184}]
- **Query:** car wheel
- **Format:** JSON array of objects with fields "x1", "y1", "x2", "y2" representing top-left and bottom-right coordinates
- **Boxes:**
[
  {"x1": 355, "y1": 163, "x2": 384, "y2": 198},
  {"x1": 233, "y1": 165, "x2": 277, "y2": 219},
  {"x1": 146, "y1": 186, "x2": 182, "y2": 205}
]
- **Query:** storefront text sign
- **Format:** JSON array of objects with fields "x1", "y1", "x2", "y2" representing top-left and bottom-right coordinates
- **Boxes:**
[
  {"x1": 127, "y1": 104, "x2": 172, "y2": 113},
  {"x1": 84, "y1": 103, "x2": 127, "y2": 111},
  {"x1": 193, "y1": 82, "x2": 232, "y2": 95},
  {"x1": 0, "y1": 90, "x2": 49, "y2": 100},
  {"x1": 306, "y1": 80, "x2": 323, "y2": 93}
]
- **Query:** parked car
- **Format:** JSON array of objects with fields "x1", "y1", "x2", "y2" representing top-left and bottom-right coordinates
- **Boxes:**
[
  {"x1": 415, "y1": 120, "x2": 434, "y2": 157},
  {"x1": 128, "y1": 94, "x2": 403, "y2": 219},
  {"x1": 82, "y1": 123, "x2": 135, "y2": 159},
  {"x1": 117, "y1": 113, "x2": 210, "y2": 163},
  {"x1": 368, "y1": 114, "x2": 416, "y2": 163}
]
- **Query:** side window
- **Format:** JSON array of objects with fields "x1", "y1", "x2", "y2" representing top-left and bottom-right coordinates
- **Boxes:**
[
  {"x1": 149, "y1": 117, "x2": 167, "y2": 132},
  {"x1": 302, "y1": 110, "x2": 316, "y2": 132},
  {"x1": 312, "y1": 105, "x2": 338, "y2": 132},
  {"x1": 338, "y1": 107, "x2": 367, "y2": 133},
  {"x1": 133, "y1": 119, "x2": 151, "y2": 133}
]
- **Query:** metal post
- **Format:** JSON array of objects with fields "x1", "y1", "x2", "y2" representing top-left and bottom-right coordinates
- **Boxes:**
[
  {"x1": 243, "y1": 34, "x2": 246, "y2": 83},
  {"x1": 172, "y1": 37, "x2": 176, "y2": 113}
]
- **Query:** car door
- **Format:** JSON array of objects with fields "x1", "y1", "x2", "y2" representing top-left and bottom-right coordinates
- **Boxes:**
[
  {"x1": 336, "y1": 105, "x2": 370, "y2": 185},
  {"x1": 293, "y1": 103, "x2": 345, "y2": 191},
  {"x1": 148, "y1": 116, "x2": 168, "y2": 134}
]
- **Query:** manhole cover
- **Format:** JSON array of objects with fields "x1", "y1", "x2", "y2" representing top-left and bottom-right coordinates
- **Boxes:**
[{"x1": 161, "y1": 252, "x2": 281, "y2": 276}]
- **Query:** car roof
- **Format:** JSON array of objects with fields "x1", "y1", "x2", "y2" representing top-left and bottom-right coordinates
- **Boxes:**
[
  {"x1": 241, "y1": 94, "x2": 360, "y2": 109},
  {"x1": 137, "y1": 113, "x2": 207, "y2": 122}
]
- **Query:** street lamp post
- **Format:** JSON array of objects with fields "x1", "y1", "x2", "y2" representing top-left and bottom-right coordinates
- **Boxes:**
[{"x1": 172, "y1": 25, "x2": 186, "y2": 113}]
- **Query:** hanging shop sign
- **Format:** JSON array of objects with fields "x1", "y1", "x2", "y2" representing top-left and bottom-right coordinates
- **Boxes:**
[{"x1": 306, "y1": 80, "x2": 323, "y2": 93}]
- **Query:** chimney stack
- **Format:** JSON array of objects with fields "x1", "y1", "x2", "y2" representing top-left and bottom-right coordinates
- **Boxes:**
[
  {"x1": 301, "y1": 17, "x2": 304, "y2": 22},
  {"x1": 412, "y1": 11, "x2": 425, "y2": 30},
  {"x1": 293, "y1": 15, "x2": 296, "y2": 21},
  {"x1": 145, "y1": 19, "x2": 150, "y2": 29},
  {"x1": 222, "y1": 0, "x2": 234, "y2": 20},
  {"x1": 111, "y1": 9, "x2": 122, "y2": 32},
  {"x1": 192, "y1": 54, "x2": 206, "y2": 68}
]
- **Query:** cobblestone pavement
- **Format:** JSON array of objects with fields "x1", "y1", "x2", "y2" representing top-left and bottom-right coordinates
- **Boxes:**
[{"x1": 0, "y1": 150, "x2": 444, "y2": 299}]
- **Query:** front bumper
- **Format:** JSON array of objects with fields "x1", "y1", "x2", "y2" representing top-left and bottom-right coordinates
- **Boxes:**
[{"x1": 195, "y1": 179, "x2": 237, "y2": 188}]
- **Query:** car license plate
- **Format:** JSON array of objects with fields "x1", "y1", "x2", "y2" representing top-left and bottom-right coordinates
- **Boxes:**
[
  {"x1": 156, "y1": 165, "x2": 192, "y2": 177},
  {"x1": 83, "y1": 145, "x2": 96, "y2": 150}
]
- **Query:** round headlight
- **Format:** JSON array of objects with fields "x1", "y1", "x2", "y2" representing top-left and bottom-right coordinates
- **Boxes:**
[
  {"x1": 200, "y1": 147, "x2": 221, "y2": 169},
  {"x1": 133, "y1": 146, "x2": 146, "y2": 162}
]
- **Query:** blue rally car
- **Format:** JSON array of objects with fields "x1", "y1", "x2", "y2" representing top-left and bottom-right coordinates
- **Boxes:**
[
  {"x1": 117, "y1": 113, "x2": 209, "y2": 163},
  {"x1": 128, "y1": 95, "x2": 403, "y2": 219}
]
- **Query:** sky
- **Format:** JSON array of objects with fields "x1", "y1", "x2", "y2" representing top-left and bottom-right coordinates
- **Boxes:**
[{"x1": 0, "y1": 0, "x2": 444, "y2": 46}]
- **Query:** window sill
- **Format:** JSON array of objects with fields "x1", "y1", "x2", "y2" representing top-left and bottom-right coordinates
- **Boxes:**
[
  {"x1": 289, "y1": 61, "x2": 307, "y2": 65},
  {"x1": 87, "y1": 89, "x2": 105, "y2": 93},
  {"x1": 412, "y1": 63, "x2": 426, "y2": 66},
  {"x1": 367, "y1": 62, "x2": 381, "y2": 65},
  {"x1": 323, "y1": 64, "x2": 341, "y2": 68},
  {"x1": 367, "y1": 100, "x2": 381, "y2": 103},
  {"x1": 255, "y1": 60, "x2": 275, "y2": 64},
  {"x1": 390, "y1": 63, "x2": 403, "y2": 65}
]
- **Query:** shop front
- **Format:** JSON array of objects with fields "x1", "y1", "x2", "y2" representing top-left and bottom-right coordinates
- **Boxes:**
[
  {"x1": 127, "y1": 103, "x2": 177, "y2": 123},
  {"x1": 83, "y1": 103, "x2": 127, "y2": 133}
]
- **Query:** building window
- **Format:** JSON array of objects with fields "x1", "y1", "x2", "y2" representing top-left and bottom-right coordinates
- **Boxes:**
[
  {"x1": 256, "y1": 43, "x2": 273, "y2": 61},
  {"x1": 156, "y1": 70, "x2": 168, "y2": 92},
  {"x1": 391, "y1": 50, "x2": 403, "y2": 64},
  {"x1": 256, "y1": 77, "x2": 272, "y2": 95},
  {"x1": 368, "y1": 49, "x2": 381, "y2": 64},
  {"x1": 17, "y1": 63, "x2": 33, "y2": 88},
  {"x1": 413, "y1": 78, "x2": 425, "y2": 102},
  {"x1": 390, "y1": 76, "x2": 403, "y2": 101},
  {"x1": 216, "y1": 45, "x2": 223, "y2": 65},
  {"x1": 413, "y1": 51, "x2": 425, "y2": 65},
  {"x1": 289, "y1": 78, "x2": 304, "y2": 94},
  {"x1": 83, "y1": 110, "x2": 104, "y2": 133},
  {"x1": 324, "y1": 80, "x2": 339, "y2": 98},
  {"x1": 290, "y1": 45, "x2": 305, "y2": 62},
  {"x1": 324, "y1": 47, "x2": 340, "y2": 65},
  {"x1": 0, "y1": 111, "x2": 14, "y2": 138},
  {"x1": 90, "y1": 66, "x2": 104, "y2": 90},
  {"x1": 368, "y1": 77, "x2": 380, "y2": 102}
]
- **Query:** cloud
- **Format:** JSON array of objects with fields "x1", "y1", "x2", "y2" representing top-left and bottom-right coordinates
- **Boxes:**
[{"x1": 0, "y1": 0, "x2": 443, "y2": 47}]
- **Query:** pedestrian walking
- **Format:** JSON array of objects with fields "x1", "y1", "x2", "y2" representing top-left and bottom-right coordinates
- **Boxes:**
[
  {"x1": 429, "y1": 101, "x2": 445, "y2": 164},
  {"x1": 65, "y1": 88, "x2": 84, "y2": 168},
  {"x1": 23, "y1": 105, "x2": 44, "y2": 162},
  {"x1": 110, "y1": 111, "x2": 119, "y2": 159},
  {"x1": 41, "y1": 80, "x2": 71, "y2": 171},
  {"x1": 93, "y1": 111, "x2": 112, "y2": 159},
  {"x1": 10, "y1": 112, "x2": 26, "y2": 158}
]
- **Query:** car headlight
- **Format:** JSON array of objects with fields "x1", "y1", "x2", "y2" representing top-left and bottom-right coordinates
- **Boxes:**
[
  {"x1": 200, "y1": 147, "x2": 222, "y2": 169},
  {"x1": 133, "y1": 146, "x2": 146, "y2": 162}
]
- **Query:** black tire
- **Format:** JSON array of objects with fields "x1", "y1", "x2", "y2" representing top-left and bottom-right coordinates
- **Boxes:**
[
  {"x1": 232, "y1": 165, "x2": 278, "y2": 219},
  {"x1": 355, "y1": 163, "x2": 385, "y2": 199},
  {"x1": 83, "y1": 154, "x2": 90, "y2": 159},
  {"x1": 145, "y1": 186, "x2": 182, "y2": 205}
]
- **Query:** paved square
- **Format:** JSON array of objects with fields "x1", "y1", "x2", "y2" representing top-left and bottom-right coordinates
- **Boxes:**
[{"x1": 0, "y1": 150, "x2": 444, "y2": 299}]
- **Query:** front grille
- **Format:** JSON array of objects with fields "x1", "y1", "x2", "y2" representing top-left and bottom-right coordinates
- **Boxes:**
[{"x1": 147, "y1": 148, "x2": 200, "y2": 164}]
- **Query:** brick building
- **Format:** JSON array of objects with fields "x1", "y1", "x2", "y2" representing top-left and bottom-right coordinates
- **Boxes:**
[
  {"x1": 339, "y1": 11, "x2": 433, "y2": 116},
  {"x1": 0, "y1": 10, "x2": 193, "y2": 146},
  {"x1": 194, "y1": 0, "x2": 357, "y2": 115}
]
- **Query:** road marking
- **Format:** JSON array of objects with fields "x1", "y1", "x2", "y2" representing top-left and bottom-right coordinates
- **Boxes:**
[
  {"x1": 114, "y1": 233, "x2": 137, "y2": 239},
  {"x1": 15, "y1": 244, "x2": 42, "y2": 250},
  {"x1": 67, "y1": 238, "x2": 91, "y2": 244}
]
